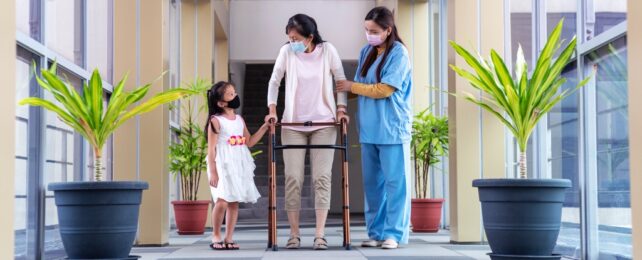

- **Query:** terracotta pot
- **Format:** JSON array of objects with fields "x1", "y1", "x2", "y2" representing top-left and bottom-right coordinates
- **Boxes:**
[
  {"x1": 410, "y1": 198, "x2": 444, "y2": 233},
  {"x1": 172, "y1": 200, "x2": 210, "y2": 235}
]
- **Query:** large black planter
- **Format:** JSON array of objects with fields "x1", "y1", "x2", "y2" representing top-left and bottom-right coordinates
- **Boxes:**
[
  {"x1": 473, "y1": 179, "x2": 571, "y2": 260},
  {"x1": 48, "y1": 181, "x2": 148, "y2": 260}
]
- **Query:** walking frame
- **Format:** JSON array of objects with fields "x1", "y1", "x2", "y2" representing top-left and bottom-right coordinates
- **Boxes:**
[{"x1": 266, "y1": 119, "x2": 352, "y2": 251}]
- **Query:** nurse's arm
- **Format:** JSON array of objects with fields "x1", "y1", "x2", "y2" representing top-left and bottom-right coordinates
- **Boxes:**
[{"x1": 351, "y1": 82, "x2": 395, "y2": 99}]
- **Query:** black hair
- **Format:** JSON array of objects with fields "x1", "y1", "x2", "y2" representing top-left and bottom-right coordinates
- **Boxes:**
[
  {"x1": 204, "y1": 81, "x2": 232, "y2": 137},
  {"x1": 285, "y1": 14, "x2": 325, "y2": 45},
  {"x1": 360, "y1": 6, "x2": 405, "y2": 82}
]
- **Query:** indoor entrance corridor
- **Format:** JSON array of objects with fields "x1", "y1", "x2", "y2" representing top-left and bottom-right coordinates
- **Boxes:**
[{"x1": 3, "y1": 0, "x2": 640, "y2": 260}]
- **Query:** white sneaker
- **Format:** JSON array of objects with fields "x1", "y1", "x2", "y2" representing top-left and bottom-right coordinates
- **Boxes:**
[
  {"x1": 381, "y1": 239, "x2": 398, "y2": 249},
  {"x1": 361, "y1": 239, "x2": 383, "y2": 247}
]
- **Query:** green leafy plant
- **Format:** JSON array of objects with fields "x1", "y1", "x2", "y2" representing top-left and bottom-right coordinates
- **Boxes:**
[
  {"x1": 412, "y1": 108, "x2": 449, "y2": 199},
  {"x1": 449, "y1": 19, "x2": 590, "y2": 179},
  {"x1": 168, "y1": 79, "x2": 211, "y2": 201},
  {"x1": 19, "y1": 63, "x2": 196, "y2": 181}
]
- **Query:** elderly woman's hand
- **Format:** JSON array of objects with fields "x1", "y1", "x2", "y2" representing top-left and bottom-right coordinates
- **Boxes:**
[{"x1": 336, "y1": 80, "x2": 354, "y2": 93}]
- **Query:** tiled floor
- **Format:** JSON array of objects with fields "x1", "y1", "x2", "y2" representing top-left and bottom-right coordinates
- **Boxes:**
[{"x1": 131, "y1": 225, "x2": 492, "y2": 260}]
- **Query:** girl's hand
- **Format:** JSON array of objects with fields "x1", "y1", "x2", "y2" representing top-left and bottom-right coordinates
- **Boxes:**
[
  {"x1": 209, "y1": 172, "x2": 219, "y2": 188},
  {"x1": 336, "y1": 80, "x2": 353, "y2": 92},
  {"x1": 260, "y1": 122, "x2": 270, "y2": 131}
]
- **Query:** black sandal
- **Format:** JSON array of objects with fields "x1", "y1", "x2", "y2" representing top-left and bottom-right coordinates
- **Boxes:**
[
  {"x1": 209, "y1": 241, "x2": 227, "y2": 250},
  {"x1": 225, "y1": 241, "x2": 240, "y2": 250}
]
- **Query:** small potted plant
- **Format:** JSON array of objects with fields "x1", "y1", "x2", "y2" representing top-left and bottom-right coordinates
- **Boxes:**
[
  {"x1": 19, "y1": 63, "x2": 195, "y2": 259},
  {"x1": 169, "y1": 79, "x2": 211, "y2": 235},
  {"x1": 410, "y1": 108, "x2": 448, "y2": 232},
  {"x1": 449, "y1": 20, "x2": 590, "y2": 259}
]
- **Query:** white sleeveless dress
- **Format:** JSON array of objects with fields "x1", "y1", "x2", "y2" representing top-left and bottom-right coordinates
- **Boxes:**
[{"x1": 207, "y1": 115, "x2": 261, "y2": 203}]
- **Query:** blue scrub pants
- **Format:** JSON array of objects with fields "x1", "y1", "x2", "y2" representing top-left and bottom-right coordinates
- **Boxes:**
[{"x1": 361, "y1": 143, "x2": 412, "y2": 244}]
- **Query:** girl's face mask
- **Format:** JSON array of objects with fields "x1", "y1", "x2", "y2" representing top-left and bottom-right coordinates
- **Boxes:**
[{"x1": 226, "y1": 95, "x2": 241, "y2": 109}]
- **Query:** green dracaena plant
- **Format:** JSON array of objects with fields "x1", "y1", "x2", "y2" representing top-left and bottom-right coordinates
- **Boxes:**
[
  {"x1": 19, "y1": 62, "x2": 196, "y2": 181},
  {"x1": 168, "y1": 78, "x2": 210, "y2": 201},
  {"x1": 411, "y1": 108, "x2": 448, "y2": 199},
  {"x1": 449, "y1": 19, "x2": 590, "y2": 179}
]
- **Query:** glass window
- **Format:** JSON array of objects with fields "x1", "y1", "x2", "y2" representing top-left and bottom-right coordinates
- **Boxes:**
[
  {"x1": 585, "y1": 0, "x2": 627, "y2": 41},
  {"x1": 510, "y1": 0, "x2": 534, "y2": 67},
  {"x1": 169, "y1": 129, "x2": 180, "y2": 228},
  {"x1": 169, "y1": 0, "x2": 181, "y2": 126},
  {"x1": 548, "y1": 63, "x2": 581, "y2": 258},
  {"x1": 86, "y1": 0, "x2": 113, "y2": 82},
  {"x1": 14, "y1": 47, "x2": 36, "y2": 259},
  {"x1": 16, "y1": 0, "x2": 41, "y2": 40},
  {"x1": 585, "y1": 37, "x2": 631, "y2": 258},
  {"x1": 45, "y1": 0, "x2": 84, "y2": 66},
  {"x1": 546, "y1": 0, "x2": 577, "y2": 55}
]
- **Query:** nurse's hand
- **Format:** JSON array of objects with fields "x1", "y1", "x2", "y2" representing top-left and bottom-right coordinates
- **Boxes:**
[{"x1": 336, "y1": 80, "x2": 353, "y2": 92}]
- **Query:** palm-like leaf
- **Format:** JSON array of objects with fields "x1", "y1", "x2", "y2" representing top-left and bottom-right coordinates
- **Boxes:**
[
  {"x1": 167, "y1": 78, "x2": 211, "y2": 201},
  {"x1": 411, "y1": 108, "x2": 449, "y2": 198},
  {"x1": 19, "y1": 63, "x2": 197, "y2": 181},
  {"x1": 449, "y1": 19, "x2": 590, "y2": 179}
]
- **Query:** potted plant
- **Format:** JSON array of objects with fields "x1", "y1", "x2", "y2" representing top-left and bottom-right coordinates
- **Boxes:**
[
  {"x1": 19, "y1": 63, "x2": 195, "y2": 259},
  {"x1": 169, "y1": 79, "x2": 211, "y2": 235},
  {"x1": 410, "y1": 108, "x2": 448, "y2": 233},
  {"x1": 449, "y1": 20, "x2": 590, "y2": 259}
]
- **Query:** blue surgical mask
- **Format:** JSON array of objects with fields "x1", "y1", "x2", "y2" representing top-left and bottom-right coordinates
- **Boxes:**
[{"x1": 290, "y1": 41, "x2": 307, "y2": 53}]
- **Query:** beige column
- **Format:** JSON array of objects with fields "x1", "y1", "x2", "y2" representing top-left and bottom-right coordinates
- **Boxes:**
[
  {"x1": 214, "y1": 13, "x2": 229, "y2": 82},
  {"x1": 0, "y1": 0, "x2": 16, "y2": 257},
  {"x1": 178, "y1": 0, "x2": 230, "y2": 229},
  {"x1": 375, "y1": 0, "x2": 399, "y2": 16},
  {"x1": 397, "y1": 1, "x2": 431, "y2": 115},
  {"x1": 397, "y1": 0, "x2": 431, "y2": 198},
  {"x1": 114, "y1": 0, "x2": 171, "y2": 246},
  {"x1": 447, "y1": 0, "x2": 506, "y2": 243},
  {"x1": 628, "y1": 0, "x2": 641, "y2": 257}
]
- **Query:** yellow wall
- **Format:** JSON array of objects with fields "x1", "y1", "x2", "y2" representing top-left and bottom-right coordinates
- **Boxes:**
[
  {"x1": 0, "y1": 0, "x2": 16, "y2": 257},
  {"x1": 178, "y1": 0, "x2": 229, "y2": 229},
  {"x1": 447, "y1": 0, "x2": 506, "y2": 242},
  {"x1": 628, "y1": 0, "x2": 641, "y2": 257},
  {"x1": 397, "y1": 0, "x2": 431, "y2": 116},
  {"x1": 114, "y1": 0, "x2": 172, "y2": 245}
]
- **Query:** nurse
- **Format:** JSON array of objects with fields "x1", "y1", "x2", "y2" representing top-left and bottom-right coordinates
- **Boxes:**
[{"x1": 336, "y1": 6, "x2": 412, "y2": 250}]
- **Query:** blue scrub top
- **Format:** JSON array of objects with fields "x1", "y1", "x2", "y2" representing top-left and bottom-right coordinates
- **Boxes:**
[{"x1": 354, "y1": 41, "x2": 413, "y2": 144}]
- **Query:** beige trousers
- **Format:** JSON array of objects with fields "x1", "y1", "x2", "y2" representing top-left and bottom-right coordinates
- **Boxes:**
[{"x1": 282, "y1": 127, "x2": 337, "y2": 211}]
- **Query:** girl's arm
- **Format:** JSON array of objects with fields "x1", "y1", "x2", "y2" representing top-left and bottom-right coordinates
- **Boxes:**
[
  {"x1": 243, "y1": 119, "x2": 269, "y2": 148},
  {"x1": 207, "y1": 117, "x2": 221, "y2": 187}
]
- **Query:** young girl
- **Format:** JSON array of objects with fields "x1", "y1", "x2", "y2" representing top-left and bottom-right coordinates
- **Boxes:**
[{"x1": 205, "y1": 81, "x2": 268, "y2": 250}]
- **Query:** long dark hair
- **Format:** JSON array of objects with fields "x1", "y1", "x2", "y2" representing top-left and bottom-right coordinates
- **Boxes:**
[
  {"x1": 285, "y1": 14, "x2": 325, "y2": 45},
  {"x1": 360, "y1": 6, "x2": 405, "y2": 82},
  {"x1": 204, "y1": 81, "x2": 232, "y2": 137}
]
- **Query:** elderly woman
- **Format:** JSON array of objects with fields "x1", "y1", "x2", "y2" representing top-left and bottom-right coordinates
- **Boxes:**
[{"x1": 264, "y1": 13, "x2": 349, "y2": 250}]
